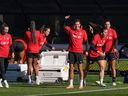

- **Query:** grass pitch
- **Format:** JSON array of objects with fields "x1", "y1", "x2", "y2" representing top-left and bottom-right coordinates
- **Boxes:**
[{"x1": 0, "y1": 74, "x2": 128, "y2": 96}]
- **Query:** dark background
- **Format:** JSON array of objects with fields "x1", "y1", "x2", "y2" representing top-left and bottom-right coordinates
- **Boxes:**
[{"x1": 0, "y1": 0, "x2": 128, "y2": 44}]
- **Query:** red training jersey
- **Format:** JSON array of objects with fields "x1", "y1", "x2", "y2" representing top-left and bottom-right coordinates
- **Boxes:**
[
  {"x1": 89, "y1": 33, "x2": 107, "y2": 58},
  {"x1": 65, "y1": 26, "x2": 88, "y2": 53},
  {"x1": 39, "y1": 33, "x2": 47, "y2": 47},
  {"x1": 14, "y1": 39, "x2": 27, "y2": 50},
  {"x1": 105, "y1": 28, "x2": 117, "y2": 53},
  {"x1": 0, "y1": 33, "x2": 12, "y2": 58},
  {"x1": 24, "y1": 30, "x2": 41, "y2": 53}
]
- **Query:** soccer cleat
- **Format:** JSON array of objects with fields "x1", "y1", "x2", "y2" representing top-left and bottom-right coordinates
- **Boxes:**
[
  {"x1": 95, "y1": 81, "x2": 106, "y2": 87},
  {"x1": 35, "y1": 78, "x2": 40, "y2": 85},
  {"x1": 95, "y1": 81, "x2": 100, "y2": 85},
  {"x1": 66, "y1": 85, "x2": 74, "y2": 89},
  {"x1": 112, "y1": 82, "x2": 117, "y2": 86},
  {"x1": 0, "y1": 79, "x2": 3, "y2": 88},
  {"x1": 100, "y1": 83, "x2": 106, "y2": 87},
  {"x1": 4, "y1": 80, "x2": 9, "y2": 88},
  {"x1": 83, "y1": 80, "x2": 86, "y2": 86},
  {"x1": 28, "y1": 79, "x2": 32, "y2": 85}
]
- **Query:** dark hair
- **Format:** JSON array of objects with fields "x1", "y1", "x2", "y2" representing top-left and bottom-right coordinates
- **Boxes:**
[
  {"x1": 30, "y1": 20, "x2": 36, "y2": 44},
  {"x1": 40, "y1": 25, "x2": 50, "y2": 33},
  {"x1": 1, "y1": 23, "x2": 8, "y2": 29},
  {"x1": 74, "y1": 19, "x2": 81, "y2": 23},
  {"x1": 104, "y1": 19, "x2": 111, "y2": 24},
  {"x1": 89, "y1": 22, "x2": 103, "y2": 35},
  {"x1": 0, "y1": 23, "x2": 9, "y2": 33},
  {"x1": 73, "y1": 19, "x2": 81, "y2": 25}
]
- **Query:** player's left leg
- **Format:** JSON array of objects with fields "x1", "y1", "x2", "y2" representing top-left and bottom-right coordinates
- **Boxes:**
[
  {"x1": 107, "y1": 53, "x2": 117, "y2": 86},
  {"x1": 33, "y1": 56, "x2": 40, "y2": 85},
  {"x1": 109, "y1": 59, "x2": 117, "y2": 86},
  {"x1": 97, "y1": 59, "x2": 107, "y2": 87},
  {"x1": 78, "y1": 63, "x2": 84, "y2": 89}
]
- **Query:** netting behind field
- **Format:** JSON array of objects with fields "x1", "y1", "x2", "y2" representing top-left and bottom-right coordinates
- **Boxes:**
[{"x1": 82, "y1": 59, "x2": 128, "y2": 72}]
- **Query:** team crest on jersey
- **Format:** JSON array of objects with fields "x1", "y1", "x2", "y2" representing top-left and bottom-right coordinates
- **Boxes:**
[
  {"x1": 109, "y1": 33, "x2": 112, "y2": 36},
  {"x1": 7, "y1": 37, "x2": 9, "y2": 40},
  {"x1": 72, "y1": 34, "x2": 81, "y2": 39},
  {"x1": 108, "y1": 36, "x2": 112, "y2": 39},
  {"x1": 79, "y1": 33, "x2": 82, "y2": 35}
]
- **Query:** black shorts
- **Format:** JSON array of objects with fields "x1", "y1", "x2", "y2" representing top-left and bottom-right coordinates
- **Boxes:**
[
  {"x1": 87, "y1": 56, "x2": 105, "y2": 64},
  {"x1": 26, "y1": 53, "x2": 39, "y2": 59},
  {"x1": 106, "y1": 52, "x2": 119, "y2": 61},
  {"x1": 68, "y1": 52, "x2": 83, "y2": 64}
]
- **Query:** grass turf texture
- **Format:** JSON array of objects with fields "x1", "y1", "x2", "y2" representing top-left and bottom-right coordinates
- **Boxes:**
[
  {"x1": 0, "y1": 74, "x2": 128, "y2": 96},
  {"x1": 0, "y1": 60, "x2": 128, "y2": 96}
]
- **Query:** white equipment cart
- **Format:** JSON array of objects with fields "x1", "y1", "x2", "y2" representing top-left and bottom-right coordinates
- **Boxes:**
[{"x1": 39, "y1": 51, "x2": 69, "y2": 83}]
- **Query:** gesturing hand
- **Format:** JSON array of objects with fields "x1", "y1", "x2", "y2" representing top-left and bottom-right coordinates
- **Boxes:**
[{"x1": 65, "y1": 15, "x2": 70, "y2": 19}]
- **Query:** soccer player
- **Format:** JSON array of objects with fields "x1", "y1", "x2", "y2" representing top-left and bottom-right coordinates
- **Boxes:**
[
  {"x1": 39, "y1": 25, "x2": 55, "y2": 53},
  {"x1": 104, "y1": 20, "x2": 118, "y2": 86},
  {"x1": 0, "y1": 23, "x2": 14, "y2": 88},
  {"x1": 84, "y1": 27, "x2": 108, "y2": 87},
  {"x1": 64, "y1": 15, "x2": 88, "y2": 89},
  {"x1": 25, "y1": 20, "x2": 41, "y2": 85},
  {"x1": 13, "y1": 38, "x2": 27, "y2": 64}
]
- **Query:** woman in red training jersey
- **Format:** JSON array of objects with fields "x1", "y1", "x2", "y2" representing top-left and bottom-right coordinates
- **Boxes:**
[
  {"x1": 84, "y1": 27, "x2": 108, "y2": 87},
  {"x1": 64, "y1": 15, "x2": 88, "y2": 89},
  {"x1": 104, "y1": 20, "x2": 118, "y2": 86},
  {"x1": 0, "y1": 23, "x2": 14, "y2": 88},
  {"x1": 39, "y1": 25, "x2": 54, "y2": 53},
  {"x1": 25, "y1": 20, "x2": 41, "y2": 85}
]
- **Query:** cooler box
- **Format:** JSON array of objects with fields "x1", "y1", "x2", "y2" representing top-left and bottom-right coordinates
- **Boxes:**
[{"x1": 39, "y1": 51, "x2": 69, "y2": 83}]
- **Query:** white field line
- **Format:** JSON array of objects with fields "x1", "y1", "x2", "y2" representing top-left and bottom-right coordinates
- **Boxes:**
[{"x1": 25, "y1": 87, "x2": 128, "y2": 96}]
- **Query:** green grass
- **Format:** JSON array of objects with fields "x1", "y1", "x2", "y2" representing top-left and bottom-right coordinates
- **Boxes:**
[
  {"x1": 0, "y1": 74, "x2": 128, "y2": 96},
  {"x1": 1, "y1": 60, "x2": 128, "y2": 96}
]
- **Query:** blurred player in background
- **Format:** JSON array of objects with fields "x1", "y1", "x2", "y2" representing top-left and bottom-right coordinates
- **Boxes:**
[
  {"x1": 39, "y1": 25, "x2": 55, "y2": 53},
  {"x1": 104, "y1": 20, "x2": 118, "y2": 86}
]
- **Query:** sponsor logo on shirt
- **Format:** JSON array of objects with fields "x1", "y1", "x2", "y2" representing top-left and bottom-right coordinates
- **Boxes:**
[
  {"x1": 72, "y1": 33, "x2": 82, "y2": 39},
  {"x1": 97, "y1": 40, "x2": 105, "y2": 46},
  {"x1": 0, "y1": 41, "x2": 9, "y2": 45}
]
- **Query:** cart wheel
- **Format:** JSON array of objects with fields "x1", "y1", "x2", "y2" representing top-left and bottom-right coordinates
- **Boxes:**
[{"x1": 56, "y1": 78, "x2": 63, "y2": 83}]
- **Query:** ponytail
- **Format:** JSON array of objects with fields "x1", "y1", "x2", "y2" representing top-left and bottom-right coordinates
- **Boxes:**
[{"x1": 30, "y1": 20, "x2": 36, "y2": 44}]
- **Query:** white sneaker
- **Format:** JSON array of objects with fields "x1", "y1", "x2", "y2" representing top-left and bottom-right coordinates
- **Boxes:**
[
  {"x1": 100, "y1": 83, "x2": 106, "y2": 87},
  {"x1": 4, "y1": 80, "x2": 9, "y2": 88},
  {"x1": 0, "y1": 79, "x2": 3, "y2": 87},
  {"x1": 35, "y1": 78, "x2": 40, "y2": 85},
  {"x1": 112, "y1": 82, "x2": 116, "y2": 86},
  {"x1": 28, "y1": 79, "x2": 32, "y2": 85},
  {"x1": 95, "y1": 81, "x2": 106, "y2": 87},
  {"x1": 83, "y1": 80, "x2": 86, "y2": 86},
  {"x1": 95, "y1": 81, "x2": 100, "y2": 85}
]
